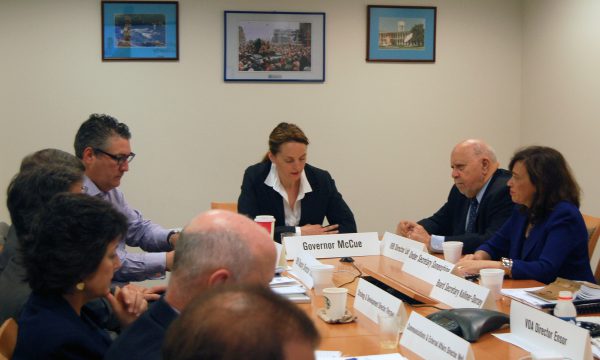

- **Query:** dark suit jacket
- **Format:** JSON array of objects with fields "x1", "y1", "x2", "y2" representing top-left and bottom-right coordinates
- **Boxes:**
[
  {"x1": 13, "y1": 292, "x2": 112, "y2": 360},
  {"x1": 0, "y1": 226, "x2": 31, "y2": 324},
  {"x1": 418, "y1": 169, "x2": 513, "y2": 253},
  {"x1": 238, "y1": 162, "x2": 357, "y2": 242},
  {"x1": 104, "y1": 297, "x2": 178, "y2": 360},
  {"x1": 0, "y1": 225, "x2": 17, "y2": 272},
  {"x1": 478, "y1": 201, "x2": 595, "y2": 284}
]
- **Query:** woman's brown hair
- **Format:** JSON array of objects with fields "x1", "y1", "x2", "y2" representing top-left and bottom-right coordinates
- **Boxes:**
[
  {"x1": 509, "y1": 146, "x2": 580, "y2": 224},
  {"x1": 262, "y1": 122, "x2": 309, "y2": 162}
]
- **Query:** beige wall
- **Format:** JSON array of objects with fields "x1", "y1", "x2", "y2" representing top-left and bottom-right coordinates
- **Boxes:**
[
  {"x1": 521, "y1": 0, "x2": 600, "y2": 264},
  {"x1": 521, "y1": 0, "x2": 600, "y2": 217},
  {"x1": 1, "y1": 0, "x2": 523, "y2": 233}
]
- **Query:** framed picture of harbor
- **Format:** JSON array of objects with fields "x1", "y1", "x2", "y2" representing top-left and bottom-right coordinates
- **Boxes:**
[
  {"x1": 224, "y1": 11, "x2": 325, "y2": 82},
  {"x1": 367, "y1": 6, "x2": 436, "y2": 62},
  {"x1": 102, "y1": 1, "x2": 179, "y2": 61}
]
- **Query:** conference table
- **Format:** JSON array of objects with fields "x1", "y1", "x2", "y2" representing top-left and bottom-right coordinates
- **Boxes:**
[{"x1": 295, "y1": 255, "x2": 544, "y2": 359}]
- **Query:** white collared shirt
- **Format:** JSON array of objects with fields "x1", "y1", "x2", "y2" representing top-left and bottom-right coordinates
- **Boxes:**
[{"x1": 264, "y1": 163, "x2": 312, "y2": 233}]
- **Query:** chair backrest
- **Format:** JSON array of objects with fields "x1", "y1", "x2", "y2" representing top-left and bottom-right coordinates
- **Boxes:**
[
  {"x1": 0, "y1": 318, "x2": 18, "y2": 360},
  {"x1": 582, "y1": 214, "x2": 600, "y2": 283},
  {"x1": 210, "y1": 202, "x2": 238, "y2": 213}
]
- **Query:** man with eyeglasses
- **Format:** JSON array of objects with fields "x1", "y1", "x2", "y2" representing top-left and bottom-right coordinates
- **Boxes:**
[{"x1": 74, "y1": 114, "x2": 178, "y2": 283}]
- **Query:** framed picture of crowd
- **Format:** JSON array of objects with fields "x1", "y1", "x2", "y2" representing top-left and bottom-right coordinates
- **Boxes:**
[
  {"x1": 224, "y1": 11, "x2": 326, "y2": 82},
  {"x1": 102, "y1": 1, "x2": 179, "y2": 61},
  {"x1": 366, "y1": 5, "x2": 436, "y2": 62}
]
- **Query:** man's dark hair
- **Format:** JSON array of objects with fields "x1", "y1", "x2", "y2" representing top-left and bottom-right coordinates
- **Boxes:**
[
  {"x1": 74, "y1": 113, "x2": 131, "y2": 159},
  {"x1": 509, "y1": 146, "x2": 581, "y2": 224},
  {"x1": 22, "y1": 193, "x2": 127, "y2": 295},
  {"x1": 7, "y1": 163, "x2": 84, "y2": 238},
  {"x1": 162, "y1": 285, "x2": 319, "y2": 360},
  {"x1": 19, "y1": 148, "x2": 84, "y2": 173}
]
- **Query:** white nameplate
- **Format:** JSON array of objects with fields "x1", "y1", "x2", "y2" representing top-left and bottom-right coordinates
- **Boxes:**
[
  {"x1": 283, "y1": 232, "x2": 380, "y2": 260},
  {"x1": 289, "y1": 251, "x2": 321, "y2": 288},
  {"x1": 401, "y1": 312, "x2": 474, "y2": 360},
  {"x1": 353, "y1": 278, "x2": 407, "y2": 324},
  {"x1": 430, "y1": 272, "x2": 493, "y2": 309},
  {"x1": 510, "y1": 300, "x2": 592, "y2": 360},
  {"x1": 401, "y1": 249, "x2": 455, "y2": 285},
  {"x1": 381, "y1": 232, "x2": 426, "y2": 262}
]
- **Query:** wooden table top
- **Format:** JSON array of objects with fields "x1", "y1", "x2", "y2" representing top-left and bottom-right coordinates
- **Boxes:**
[{"x1": 294, "y1": 255, "x2": 544, "y2": 359}]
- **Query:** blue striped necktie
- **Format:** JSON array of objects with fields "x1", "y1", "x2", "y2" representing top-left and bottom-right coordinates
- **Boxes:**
[{"x1": 466, "y1": 198, "x2": 479, "y2": 233}]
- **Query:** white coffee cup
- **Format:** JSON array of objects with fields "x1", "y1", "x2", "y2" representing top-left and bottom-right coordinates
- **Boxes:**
[
  {"x1": 323, "y1": 287, "x2": 348, "y2": 320},
  {"x1": 254, "y1": 215, "x2": 275, "y2": 240},
  {"x1": 479, "y1": 268, "x2": 505, "y2": 300},
  {"x1": 310, "y1": 264, "x2": 335, "y2": 296},
  {"x1": 442, "y1": 241, "x2": 463, "y2": 264}
]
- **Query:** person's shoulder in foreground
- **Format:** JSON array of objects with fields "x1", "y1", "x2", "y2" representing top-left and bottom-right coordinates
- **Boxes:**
[
  {"x1": 104, "y1": 297, "x2": 176, "y2": 360},
  {"x1": 15, "y1": 292, "x2": 112, "y2": 360}
]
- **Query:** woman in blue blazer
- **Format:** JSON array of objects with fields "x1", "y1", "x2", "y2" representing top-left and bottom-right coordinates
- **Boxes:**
[
  {"x1": 238, "y1": 122, "x2": 357, "y2": 242},
  {"x1": 455, "y1": 146, "x2": 595, "y2": 284},
  {"x1": 13, "y1": 194, "x2": 145, "y2": 360}
]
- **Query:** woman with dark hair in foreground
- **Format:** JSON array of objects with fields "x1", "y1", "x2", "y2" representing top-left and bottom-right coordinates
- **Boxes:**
[{"x1": 13, "y1": 193, "x2": 146, "y2": 359}]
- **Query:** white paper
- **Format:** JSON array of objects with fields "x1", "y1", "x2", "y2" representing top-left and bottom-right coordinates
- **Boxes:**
[
  {"x1": 315, "y1": 350, "x2": 342, "y2": 359},
  {"x1": 500, "y1": 287, "x2": 548, "y2": 307},
  {"x1": 492, "y1": 333, "x2": 548, "y2": 353},
  {"x1": 269, "y1": 276, "x2": 300, "y2": 287},
  {"x1": 315, "y1": 353, "x2": 406, "y2": 360},
  {"x1": 271, "y1": 285, "x2": 307, "y2": 295}
]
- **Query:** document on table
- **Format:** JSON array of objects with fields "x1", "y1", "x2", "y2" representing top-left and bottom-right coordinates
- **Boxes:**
[
  {"x1": 315, "y1": 352, "x2": 407, "y2": 360},
  {"x1": 578, "y1": 317, "x2": 600, "y2": 359},
  {"x1": 492, "y1": 333, "x2": 551, "y2": 354},
  {"x1": 500, "y1": 287, "x2": 549, "y2": 308}
]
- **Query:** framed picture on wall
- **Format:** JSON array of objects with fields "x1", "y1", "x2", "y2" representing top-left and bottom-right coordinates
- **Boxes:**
[
  {"x1": 224, "y1": 11, "x2": 325, "y2": 82},
  {"x1": 102, "y1": 1, "x2": 179, "y2": 61},
  {"x1": 367, "y1": 5, "x2": 436, "y2": 62}
]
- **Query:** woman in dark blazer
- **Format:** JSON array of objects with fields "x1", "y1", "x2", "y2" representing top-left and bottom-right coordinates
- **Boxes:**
[
  {"x1": 238, "y1": 122, "x2": 357, "y2": 242},
  {"x1": 13, "y1": 193, "x2": 146, "y2": 360},
  {"x1": 456, "y1": 146, "x2": 595, "y2": 284}
]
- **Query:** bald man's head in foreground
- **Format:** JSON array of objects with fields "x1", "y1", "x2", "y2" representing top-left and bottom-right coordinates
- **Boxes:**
[{"x1": 165, "y1": 210, "x2": 277, "y2": 311}]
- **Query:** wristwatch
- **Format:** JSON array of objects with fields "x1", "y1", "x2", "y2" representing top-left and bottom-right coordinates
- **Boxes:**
[{"x1": 501, "y1": 257, "x2": 513, "y2": 277}]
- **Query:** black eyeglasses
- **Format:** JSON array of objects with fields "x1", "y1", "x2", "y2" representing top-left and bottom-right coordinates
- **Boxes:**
[{"x1": 93, "y1": 148, "x2": 136, "y2": 166}]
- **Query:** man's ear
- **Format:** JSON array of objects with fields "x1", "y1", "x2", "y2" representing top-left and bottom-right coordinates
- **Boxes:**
[
  {"x1": 207, "y1": 269, "x2": 231, "y2": 286},
  {"x1": 481, "y1": 158, "x2": 490, "y2": 174},
  {"x1": 82, "y1": 147, "x2": 95, "y2": 165}
]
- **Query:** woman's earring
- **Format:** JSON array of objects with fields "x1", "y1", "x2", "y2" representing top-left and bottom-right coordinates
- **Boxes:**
[{"x1": 76, "y1": 282, "x2": 85, "y2": 291}]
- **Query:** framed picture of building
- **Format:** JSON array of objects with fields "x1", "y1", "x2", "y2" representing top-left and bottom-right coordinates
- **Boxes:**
[
  {"x1": 102, "y1": 1, "x2": 179, "y2": 61},
  {"x1": 224, "y1": 11, "x2": 325, "y2": 82},
  {"x1": 367, "y1": 6, "x2": 436, "y2": 62}
]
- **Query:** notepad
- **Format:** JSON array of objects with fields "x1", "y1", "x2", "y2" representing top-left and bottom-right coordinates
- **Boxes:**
[{"x1": 270, "y1": 275, "x2": 311, "y2": 304}]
